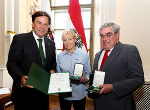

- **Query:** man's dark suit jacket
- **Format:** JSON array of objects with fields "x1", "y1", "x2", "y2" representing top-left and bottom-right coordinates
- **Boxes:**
[
  {"x1": 7, "y1": 31, "x2": 56, "y2": 110},
  {"x1": 92, "y1": 42, "x2": 144, "y2": 110}
]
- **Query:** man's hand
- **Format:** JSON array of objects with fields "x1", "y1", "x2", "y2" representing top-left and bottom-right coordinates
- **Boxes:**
[
  {"x1": 21, "y1": 76, "x2": 33, "y2": 88},
  {"x1": 99, "y1": 84, "x2": 114, "y2": 94}
]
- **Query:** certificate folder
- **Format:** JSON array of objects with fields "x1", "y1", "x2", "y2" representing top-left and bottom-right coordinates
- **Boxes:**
[
  {"x1": 86, "y1": 86, "x2": 101, "y2": 93},
  {"x1": 86, "y1": 71, "x2": 105, "y2": 93},
  {"x1": 26, "y1": 63, "x2": 72, "y2": 95},
  {"x1": 70, "y1": 63, "x2": 83, "y2": 80}
]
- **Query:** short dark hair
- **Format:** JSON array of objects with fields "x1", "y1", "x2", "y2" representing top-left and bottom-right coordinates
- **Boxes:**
[{"x1": 32, "y1": 11, "x2": 51, "y2": 25}]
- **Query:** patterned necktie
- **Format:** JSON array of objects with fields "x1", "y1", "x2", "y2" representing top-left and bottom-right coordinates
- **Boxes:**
[
  {"x1": 37, "y1": 39, "x2": 45, "y2": 67},
  {"x1": 99, "y1": 50, "x2": 110, "y2": 70}
]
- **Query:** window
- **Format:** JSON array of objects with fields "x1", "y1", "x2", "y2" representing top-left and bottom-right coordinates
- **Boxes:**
[{"x1": 50, "y1": 0, "x2": 94, "y2": 56}]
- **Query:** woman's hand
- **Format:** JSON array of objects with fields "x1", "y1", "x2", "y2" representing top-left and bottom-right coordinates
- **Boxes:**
[
  {"x1": 50, "y1": 70, "x2": 55, "y2": 74},
  {"x1": 80, "y1": 72, "x2": 88, "y2": 83}
]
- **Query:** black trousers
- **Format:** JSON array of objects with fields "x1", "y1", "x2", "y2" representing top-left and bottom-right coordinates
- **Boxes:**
[
  {"x1": 59, "y1": 96, "x2": 86, "y2": 110},
  {"x1": 13, "y1": 88, "x2": 49, "y2": 110}
]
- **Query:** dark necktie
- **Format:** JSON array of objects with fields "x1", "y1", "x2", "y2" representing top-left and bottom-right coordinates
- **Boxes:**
[
  {"x1": 99, "y1": 50, "x2": 110, "y2": 70},
  {"x1": 37, "y1": 39, "x2": 45, "y2": 67}
]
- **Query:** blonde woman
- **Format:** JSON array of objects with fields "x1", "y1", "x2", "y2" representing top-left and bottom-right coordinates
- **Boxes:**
[{"x1": 56, "y1": 30, "x2": 91, "y2": 110}]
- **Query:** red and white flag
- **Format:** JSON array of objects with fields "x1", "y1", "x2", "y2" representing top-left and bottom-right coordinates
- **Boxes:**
[
  {"x1": 63, "y1": 0, "x2": 88, "y2": 52},
  {"x1": 30, "y1": 0, "x2": 40, "y2": 15},
  {"x1": 41, "y1": 0, "x2": 51, "y2": 17},
  {"x1": 41, "y1": 0, "x2": 54, "y2": 41}
]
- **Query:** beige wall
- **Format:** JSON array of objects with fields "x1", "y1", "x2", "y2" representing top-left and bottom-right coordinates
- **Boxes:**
[{"x1": 116, "y1": 0, "x2": 150, "y2": 79}]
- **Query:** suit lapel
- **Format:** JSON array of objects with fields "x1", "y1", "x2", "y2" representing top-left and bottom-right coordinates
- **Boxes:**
[
  {"x1": 27, "y1": 32, "x2": 41, "y2": 64},
  {"x1": 94, "y1": 50, "x2": 103, "y2": 71},
  {"x1": 101, "y1": 42, "x2": 122, "y2": 71},
  {"x1": 44, "y1": 37, "x2": 52, "y2": 63}
]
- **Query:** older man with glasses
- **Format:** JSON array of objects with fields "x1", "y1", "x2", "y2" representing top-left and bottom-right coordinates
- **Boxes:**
[{"x1": 89, "y1": 22, "x2": 144, "y2": 110}]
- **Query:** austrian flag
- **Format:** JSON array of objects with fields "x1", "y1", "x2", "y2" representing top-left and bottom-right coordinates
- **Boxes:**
[
  {"x1": 63, "y1": 0, "x2": 88, "y2": 52},
  {"x1": 41, "y1": 0, "x2": 54, "y2": 41}
]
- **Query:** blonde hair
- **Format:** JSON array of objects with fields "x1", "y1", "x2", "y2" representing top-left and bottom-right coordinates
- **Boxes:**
[{"x1": 62, "y1": 30, "x2": 77, "y2": 40}]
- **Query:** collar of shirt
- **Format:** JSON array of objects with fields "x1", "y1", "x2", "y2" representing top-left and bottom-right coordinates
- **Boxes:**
[
  {"x1": 98, "y1": 47, "x2": 114, "y2": 70},
  {"x1": 103, "y1": 47, "x2": 114, "y2": 56},
  {"x1": 32, "y1": 31, "x2": 44, "y2": 41},
  {"x1": 62, "y1": 48, "x2": 80, "y2": 56},
  {"x1": 32, "y1": 31, "x2": 46, "y2": 57}
]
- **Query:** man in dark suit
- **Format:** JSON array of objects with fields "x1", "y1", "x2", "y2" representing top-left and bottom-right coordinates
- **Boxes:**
[
  {"x1": 91, "y1": 22, "x2": 144, "y2": 110},
  {"x1": 7, "y1": 11, "x2": 56, "y2": 110}
]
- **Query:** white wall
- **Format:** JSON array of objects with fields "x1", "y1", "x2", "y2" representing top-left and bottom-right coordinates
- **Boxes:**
[
  {"x1": 116, "y1": 0, "x2": 150, "y2": 81},
  {"x1": 0, "y1": 68, "x2": 13, "y2": 88},
  {"x1": 0, "y1": 0, "x2": 20, "y2": 88}
]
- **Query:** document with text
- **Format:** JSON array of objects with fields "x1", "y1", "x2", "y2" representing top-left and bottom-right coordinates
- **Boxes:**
[
  {"x1": 92, "y1": 71, "x2": 105, "y2": 87},
  {"x1": 26, "y1": 63, "x2": 72, "y2": 95},
  {"x1": 48, "y1": 73, "x2": 72, "y2": 94}
]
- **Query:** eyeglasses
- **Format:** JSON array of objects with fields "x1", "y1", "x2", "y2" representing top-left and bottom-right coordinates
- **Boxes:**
[{"x1": 100, "y1": 32, "x2": 114, "y2": 38}]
